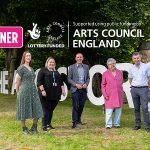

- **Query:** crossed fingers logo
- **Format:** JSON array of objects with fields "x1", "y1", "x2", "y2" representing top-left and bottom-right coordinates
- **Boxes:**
[{"x1": 28, "y1": 23, "x2": 40, "y2": 39}]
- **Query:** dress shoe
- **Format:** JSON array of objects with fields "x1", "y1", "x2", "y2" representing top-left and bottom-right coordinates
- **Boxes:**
[
  {"x1": 47, "y1": 125, "x2": 55, "y2": 130},
  {"x1": 77, "y1": 121, "x2": 86, "y2": 125},
  {"x1": 72, "y1": 123, "x2": 77, "y2": 129},
  {"x1": 42, "y1": 126, "x2": 48, "y2": 133},
  {"x1": 29, "y1": 124, "x2": 38, "y2": 134},
  {"x1": 22, "y1": 127, "x2": 30, "y2": 135},
  {"x1": 106, "y1": 127, "x2": 111, "y2": 129},
  {"x1": 133, "y1": 126, "x2": 141, "y2": 130},
  {"x1": 145, "y1": 128, "x2": 150, "y2": 132}
]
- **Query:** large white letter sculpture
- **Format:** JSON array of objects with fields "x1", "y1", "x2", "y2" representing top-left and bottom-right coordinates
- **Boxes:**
[
  {"x1": 87, "y1": 65, "x2": 106, "y2": 105},
  {"x1": 0, "y1": 71, "x2": 8, "y2": 94},
  {"x1": 57, "y1": 67, "x2": 68, "y2": 101},
  {"x1": 1, "y1": 63, "x2": 150, "y2": 110}
]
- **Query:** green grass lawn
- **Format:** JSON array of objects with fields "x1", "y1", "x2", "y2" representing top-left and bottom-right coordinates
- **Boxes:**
[{"x1": 0, "y1": 93, "x2": 150, "y2": 150}]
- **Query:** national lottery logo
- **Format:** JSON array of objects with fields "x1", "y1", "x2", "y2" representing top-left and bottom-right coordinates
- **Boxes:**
[
  {"x1": 27, "y1": 22, "x2": 65, "y2": 48},
  {"x1": 27, "y1": 22, "x2": 65, "y2": 41},
  {"x1": 28, "y1": 23, "x2": 41, "y2": 40}
]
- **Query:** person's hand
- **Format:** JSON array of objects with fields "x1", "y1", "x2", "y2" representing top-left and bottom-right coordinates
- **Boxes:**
[
  {"x1": 82, "y1": 84, "x2": 87, "y2": 89},
  {"x1": 41, "y1": 90, "x2": 47, "y2": 97},
  {"x1": 62, "y1": 91, "x2": 66, "y2": 96},
  {"x1": 105, "y1": 96, "x2": 109, "y2": 100},
  {"x1": 16, "y1": 91, "x2": 19, "y2": 95},
  {"x1": 16, "y1": 89, "x2": 19, "y2": 94},
  {"x1": 76, "y1": 84, "x2": 82, "y2": 89}
]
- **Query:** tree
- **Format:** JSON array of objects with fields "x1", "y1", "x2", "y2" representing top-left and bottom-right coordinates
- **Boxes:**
[{"x1": 0, "y1": 0, "x2": 150, "y2": 94}]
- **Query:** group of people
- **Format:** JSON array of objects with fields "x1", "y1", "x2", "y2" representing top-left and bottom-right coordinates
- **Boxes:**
[{"x1": 15, "y1": 51, "x2": 150, "y2": 135}]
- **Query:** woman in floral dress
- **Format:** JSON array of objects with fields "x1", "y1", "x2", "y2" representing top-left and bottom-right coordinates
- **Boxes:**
[{"x1": 15, "y1": 51, "x2": 43, "y2": 134}]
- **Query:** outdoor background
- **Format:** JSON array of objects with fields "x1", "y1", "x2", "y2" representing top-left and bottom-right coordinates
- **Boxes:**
[
  {"x1": 0, "y1": 0, "x2": 150, "y2": 149},
  {"x1": 0, "y1": 94, "x2": 150, "y2": 150}
]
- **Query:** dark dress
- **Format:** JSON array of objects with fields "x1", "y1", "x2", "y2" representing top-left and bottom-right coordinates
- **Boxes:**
[
  {"x1": 16, "y1": 65, "x2": 43, "y2": 120},
  {"x1": 37, "y1": 68, "x2": 63, "y2": 127}
]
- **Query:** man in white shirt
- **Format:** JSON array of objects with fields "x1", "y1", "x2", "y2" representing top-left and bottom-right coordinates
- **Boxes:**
[{"x1": 128, "y1": 52, "x2": 150, "y2": 132}]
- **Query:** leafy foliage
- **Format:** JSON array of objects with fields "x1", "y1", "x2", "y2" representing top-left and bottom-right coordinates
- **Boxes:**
[{"x1": 0, "y1": 0, "x2": 149, "y2": 69}]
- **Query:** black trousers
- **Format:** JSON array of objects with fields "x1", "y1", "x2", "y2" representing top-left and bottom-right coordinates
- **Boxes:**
[
  {"x1": 41, "y1": 100, "x2": 59, "y2": 127},
  {"x1": 72, "y1": 89, "x2": 87, "y2": 123}
]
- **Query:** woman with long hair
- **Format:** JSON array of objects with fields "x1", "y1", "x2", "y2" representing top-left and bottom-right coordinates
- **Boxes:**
[{"x1": 15, "y1": 51, "x2": 43, "y2": 134}]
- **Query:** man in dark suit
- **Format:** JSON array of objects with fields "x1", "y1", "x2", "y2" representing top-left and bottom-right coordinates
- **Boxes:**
[{"x1": 68, "y1": 53, "x2": 90, "y2": 128}]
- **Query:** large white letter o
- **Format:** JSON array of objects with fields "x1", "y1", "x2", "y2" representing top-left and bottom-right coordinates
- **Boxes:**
[{"x1": 87, "y1": 65, "x2": 107, "y2": 105}]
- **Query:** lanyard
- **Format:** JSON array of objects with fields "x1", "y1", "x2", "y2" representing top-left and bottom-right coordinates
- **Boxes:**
[{"x1": 52, "y1": 71, "x2": 56, "y2": 83}]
